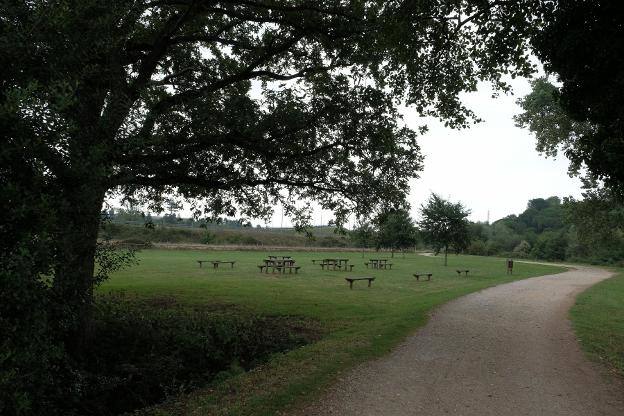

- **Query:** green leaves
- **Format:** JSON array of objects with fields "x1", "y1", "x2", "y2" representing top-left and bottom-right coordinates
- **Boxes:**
[{"x1": 418, "y1": 193, "x2": 471, "y2": 258}]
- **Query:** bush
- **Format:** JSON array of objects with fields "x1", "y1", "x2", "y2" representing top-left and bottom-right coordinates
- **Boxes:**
[
  {"x1": 202, "y1": 231, "x2": 216, "y2": 244},
  {"x1": 73, "y1": 295, "x2": 320, "y2": 415},
  {"x1": 318, "y1": 236, "x2": 348, "y2": 247},
  {"x1": 466, "y1": 240, "x2": 487, "y2": 256},
  {"x1": 0, "y1": 257, "x2": 76, "y2": 416},
  {"x1": 531, "y1": 231, "x2": 567, "y2": 260},
  {"x1": 512, "y1": 240, "x2": 531, "y2": 258}
]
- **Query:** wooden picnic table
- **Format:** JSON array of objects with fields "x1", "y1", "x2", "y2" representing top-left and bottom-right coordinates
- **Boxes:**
[
  {"x1": 261, "y1": 258, "x2": 296, "y2": 274},
  {"x1": 318, "y1": 258, "x2": 352, "y2": 271},
  {"x1": 365, "y1": 259, "x2": 392, "y2": 269}
]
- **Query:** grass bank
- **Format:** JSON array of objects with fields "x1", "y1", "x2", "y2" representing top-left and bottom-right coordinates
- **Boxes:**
[
  {"x1": 102, "y1": 250, "x2": 563, "y2": 415},
  {"x1": 571, "y1": 270, "x2": 624, "y2": 377}
]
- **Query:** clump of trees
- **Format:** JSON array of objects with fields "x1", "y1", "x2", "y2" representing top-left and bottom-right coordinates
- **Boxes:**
[{"x1": 465, "y1": 196, "x2": 624, "y2": 264}]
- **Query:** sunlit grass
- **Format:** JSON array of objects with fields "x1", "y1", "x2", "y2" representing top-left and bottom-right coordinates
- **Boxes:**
[
  {"x1": 571, "y1": 270, "x2": 624, "y2": 377},
  {"x1": 102, "y1": 250, "x2": 563, "y2": 416}
]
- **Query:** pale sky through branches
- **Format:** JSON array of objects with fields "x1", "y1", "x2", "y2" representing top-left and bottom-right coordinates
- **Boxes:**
[
  {"x1": 111, "y1": 76, "x2": 583, "y2": 227},
  {"x1": 270, "y1": 76, "x2": 584, "y2": 228}
]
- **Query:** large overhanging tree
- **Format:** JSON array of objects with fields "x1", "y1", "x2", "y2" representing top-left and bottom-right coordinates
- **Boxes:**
[
  {"x1": 1, "y1": 0, "x2": 539, "y2": 346},
  {"x1": 518, "y1": 1, "x2": 624, "y2": 196}
]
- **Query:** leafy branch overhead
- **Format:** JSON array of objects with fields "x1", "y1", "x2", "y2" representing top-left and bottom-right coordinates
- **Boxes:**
[
  {"x1": 3, "y1": 0, "x2": 540, "y2": 225},
  {"x1": 517, "y1": 2, "x2": 624, "y2": 196}
]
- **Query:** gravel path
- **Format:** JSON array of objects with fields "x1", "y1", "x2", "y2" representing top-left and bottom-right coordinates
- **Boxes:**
[{"x1": 296, "y1": 265, "x2": 624, "y2": 415}]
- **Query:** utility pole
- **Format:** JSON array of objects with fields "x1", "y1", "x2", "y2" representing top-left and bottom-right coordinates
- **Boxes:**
[
  {"x1": 280, "y1": 206, "x2": 284, "y2": 229},
  {"x1": 487, "y1": 210, "x2": 490, "y2": 225}
]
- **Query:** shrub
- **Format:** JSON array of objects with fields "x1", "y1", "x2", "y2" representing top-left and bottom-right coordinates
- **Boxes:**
[
  {"x1": 466, "y1": 240, "x2": 487, "y2": 256},
  {"x1": 512, "y1": 240, "x2": 531, "y2": 258},
  {"x1": 72, "y1": 295, "x2": 320, "y2": 415},
  {"x1": 530, "y1": 231, "x2": 567, "y2": 260},
  {"x1": 202, "y1": 231, "x2": 216, "y2": 244},
  {"x1": 319, "y1": 236, "x2": 348, "y2": 247}
]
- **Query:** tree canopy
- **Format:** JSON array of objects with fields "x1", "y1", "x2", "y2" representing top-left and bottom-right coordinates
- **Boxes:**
[
  {"x1": 374, "y1": 209, "x2": 417, "y2": 256},
  {"x1": 418, "y1": 193, "x2": 470, "y2": 265},
  {"x1": 517, "y1": 2, "x2": 624, "y2": 195},
  {"x1": 1, "y1": 0, "x2": 541, "y2": 306}
]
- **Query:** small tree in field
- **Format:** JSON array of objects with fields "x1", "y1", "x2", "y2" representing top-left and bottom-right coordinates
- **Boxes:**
[
  {"x1": 350, "y1": 222, "x2": 377, "y2": 257},
  {"x1": 419, "y1": 194, "x2": 471, "y2": 266},
  {"x1": 375, "y1": 209, "x2": 417, "y2": 257}
]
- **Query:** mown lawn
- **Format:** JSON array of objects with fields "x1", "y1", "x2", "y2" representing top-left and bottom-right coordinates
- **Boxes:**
[
  {"x1": 571, "y1": 270, "x2": 624, "y2": 377},
  {"x1": 102, "y1": 250, "x2": 563, "y2": 416}
]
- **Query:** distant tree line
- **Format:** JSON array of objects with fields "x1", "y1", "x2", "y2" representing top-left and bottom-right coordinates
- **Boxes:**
[
  {"x1": 465, "y1": 195, "x2": 624, "y2": 265},
  {"x1": 350, "y1": 194, "x2": 624, "y2": 266}
]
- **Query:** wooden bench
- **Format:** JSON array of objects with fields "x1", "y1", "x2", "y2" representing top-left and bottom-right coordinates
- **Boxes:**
[
  {"x1": 413, "y1": 273, "x2": 432, "y2": 281},
  {"x1": 320, "y1": 262, "x2": 340, "y2": 271},
  {"x1": 282, "y1": 265, "x2": 301, "y2": 274},
  {"x1": 258, "y1": 264, "x2": 279, "y2": 273},
  {"x1": 456, "y1": 269, "x2": 469, "y2": 276},
  {"x1": 197, "y1": 260, "x2": 235, "y2": 269},
  {"x1": 345, "y1": 276, "x2": 375, "y2": 289},
  {"x1": 367, "y1": 262, "x2": 392, "y2": 269},
  {"x1": 197, "y1": 260, "x2": 218, "y2": 268}
]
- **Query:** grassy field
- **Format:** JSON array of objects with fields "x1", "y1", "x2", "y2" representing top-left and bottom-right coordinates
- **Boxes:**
[
  {"x1": 102, "y1": 250, "x2": 563, "y2": 416},
  {"x1": 571, "y1": 270, "x2": 624, "y2": 377}
]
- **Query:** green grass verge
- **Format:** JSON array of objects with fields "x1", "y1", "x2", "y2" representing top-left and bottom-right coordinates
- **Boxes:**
[
  {"x1": 102, "y1": 250, "x2": 563, "y2": 416},
  {"x1": 571, "y1": 270, "x2": 624, "y2": 377}
]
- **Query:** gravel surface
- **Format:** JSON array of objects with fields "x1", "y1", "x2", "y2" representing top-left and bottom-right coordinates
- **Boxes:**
[{"x1": 295, "y1": 266, "x2": 624, "y2": 416}]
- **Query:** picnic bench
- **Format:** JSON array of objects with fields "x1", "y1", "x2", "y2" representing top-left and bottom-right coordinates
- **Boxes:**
[
  {"x1": 345, "y1": 276, "x2": 375, "y2": 289},
  {"x1": 456, "y1": 269, "x2": 469, "y2": 276},
  {"x1": 413, "y1": 273, "x2": 432, "y2": 281},
  {"x1": 197, "y1": 260, "x2": 235, "y2": 269},
  {"x1": 259, "y1": 258, "x2": 299, "y2": 274},
  {"x1": 281, "y1": 265, "x2": 301, "y2": 274},
  {"x1": 320, "y1": 261, "x2": 340, "y2": 271},
  {"x1": 318, "y1": 258, "x2": 352, "y2": 271},
  {"x1": 365, "y1": 259, "x2": 393, "y2": 269}
]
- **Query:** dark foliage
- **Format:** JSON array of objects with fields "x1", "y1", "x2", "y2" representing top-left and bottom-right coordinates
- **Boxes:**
[
  {"x1": 524, "y1": 2, "x2": 624, "y2": 195},
  {"x1": 4, "y1": 294, "x2": 319, "y2": 416}
]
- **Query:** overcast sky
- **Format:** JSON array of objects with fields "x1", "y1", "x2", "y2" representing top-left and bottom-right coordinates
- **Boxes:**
[
  {"x1": 402, "y1": 77, "x2": 584, "y2": 224},
  {"x1": 268, "y1": 76, "x2": 584, "y2": 227}
]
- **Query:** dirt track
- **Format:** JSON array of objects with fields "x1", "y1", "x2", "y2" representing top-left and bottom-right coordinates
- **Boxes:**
[{"x1": 296, "y1": 266, "x2": 624, "y2": 415}]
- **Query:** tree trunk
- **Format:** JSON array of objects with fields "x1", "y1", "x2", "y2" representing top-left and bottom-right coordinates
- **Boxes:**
[
  {"x1": 52, "y1": 184, "x2": 106, "y2": 357},
  {"x1": 444, "y1": 245, "x2": 448, "y2": 266}
]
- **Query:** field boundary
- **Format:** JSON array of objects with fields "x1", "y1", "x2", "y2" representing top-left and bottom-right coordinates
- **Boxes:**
[{"x1": 149, "y1": 242, "x2": 414, "y2": 252}]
